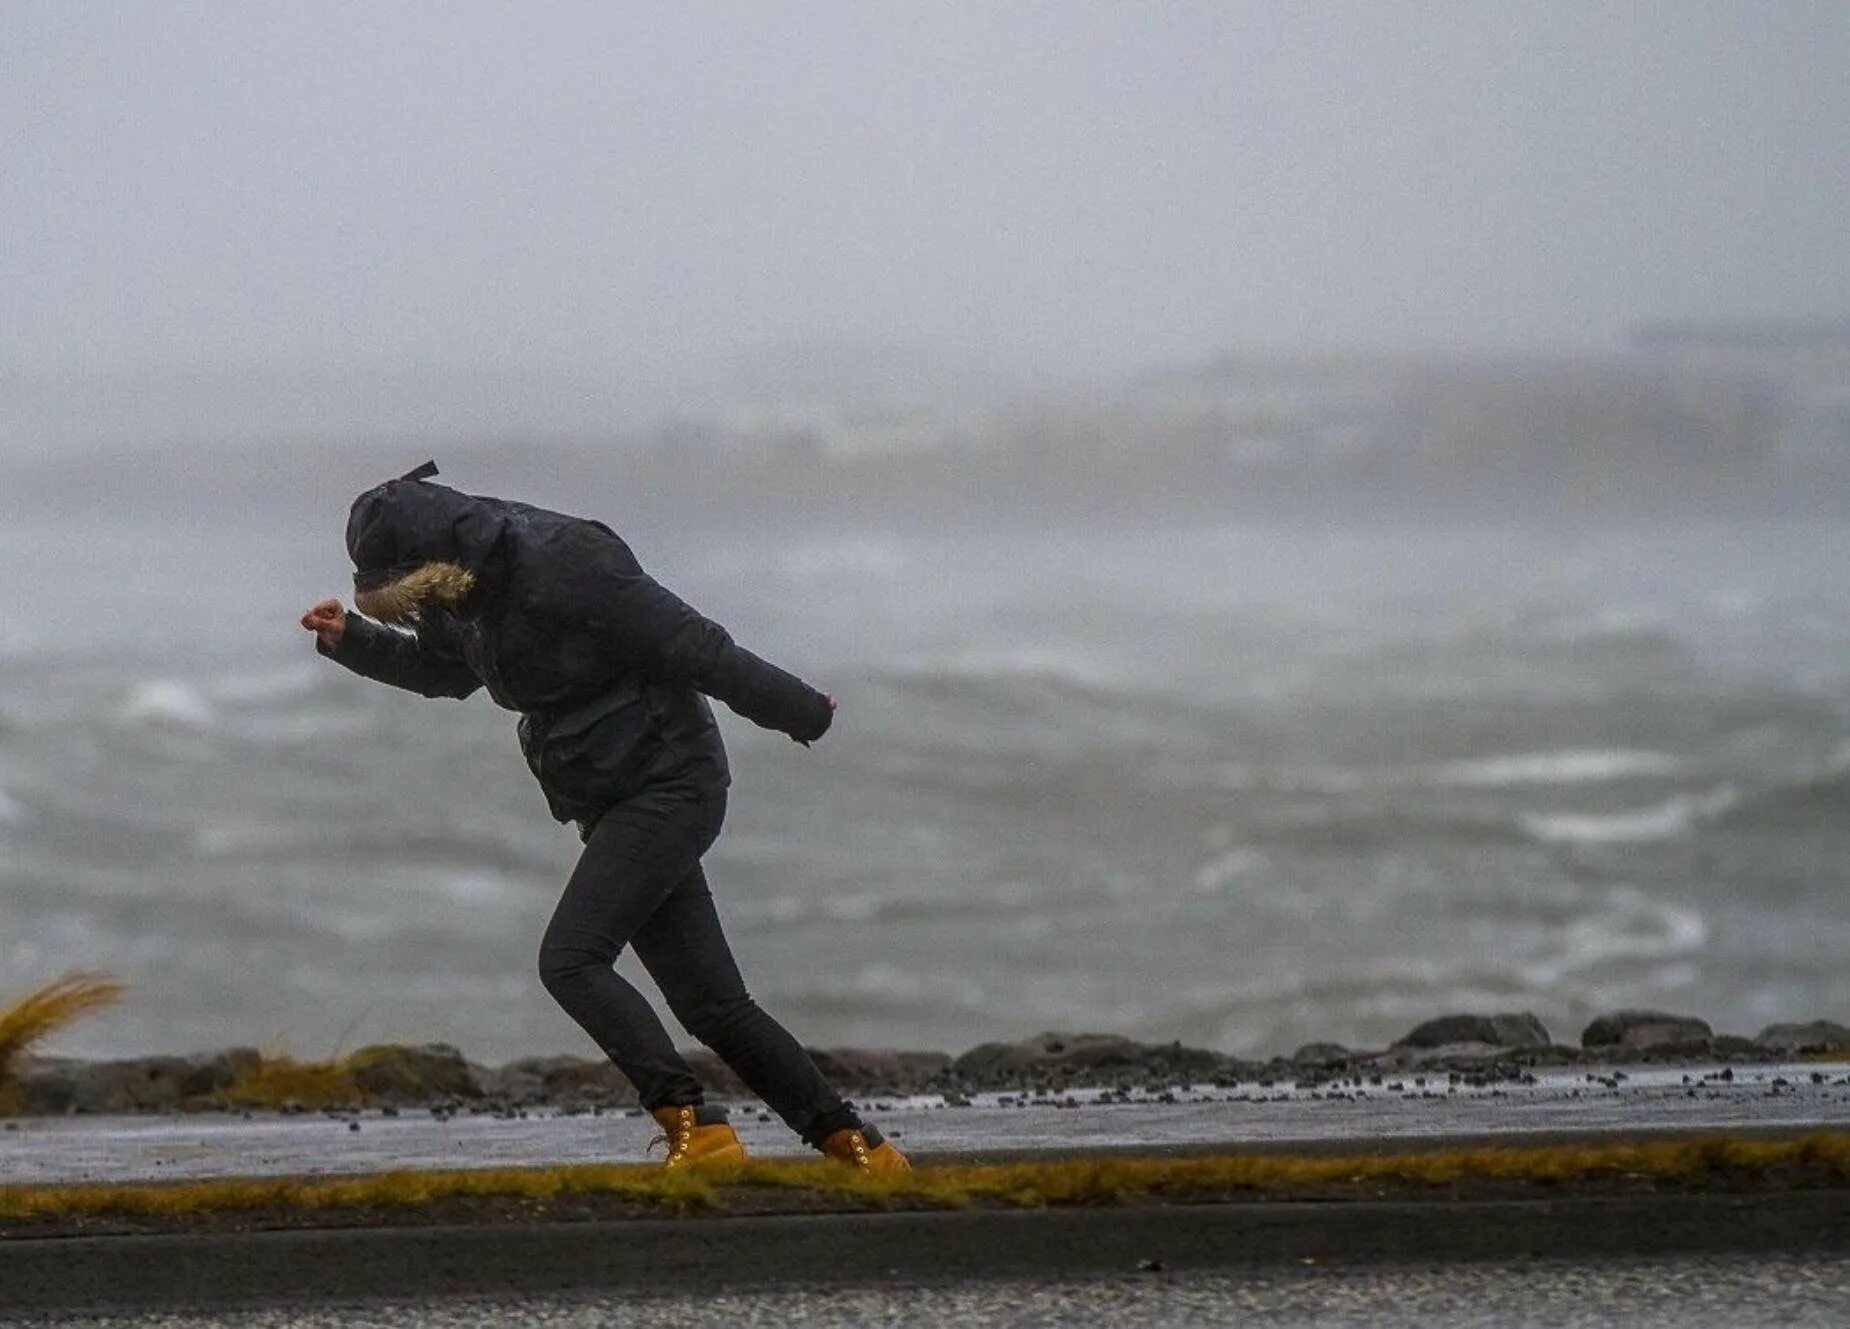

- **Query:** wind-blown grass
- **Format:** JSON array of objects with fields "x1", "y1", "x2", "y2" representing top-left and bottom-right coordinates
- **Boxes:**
[
  {"x1": 214, "y1": 1053, "x2": 365, "y2": 1110},
  {"x1": 0, "y1": 972, "x2": 124, "y2": 1112}
]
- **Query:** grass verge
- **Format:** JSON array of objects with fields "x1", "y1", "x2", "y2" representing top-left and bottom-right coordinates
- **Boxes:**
[{"x1": 4, "y1": 1132, "x2": 1849, "y2": 1229}]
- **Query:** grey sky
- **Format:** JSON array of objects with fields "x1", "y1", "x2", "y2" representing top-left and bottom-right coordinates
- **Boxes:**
[{"x1": 5, "y1": 1, "x2": 1849, "y2": 441}]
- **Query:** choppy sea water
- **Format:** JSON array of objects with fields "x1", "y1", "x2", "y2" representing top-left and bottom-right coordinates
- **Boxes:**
[{"x1": 2, "y1": 464, "x2": 1847, "y2": 1063}]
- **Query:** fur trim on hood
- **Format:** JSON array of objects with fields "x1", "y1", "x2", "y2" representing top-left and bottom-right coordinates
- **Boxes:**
[{"x1": 353, "y1": 560, "x2": 477, "y2": 623}]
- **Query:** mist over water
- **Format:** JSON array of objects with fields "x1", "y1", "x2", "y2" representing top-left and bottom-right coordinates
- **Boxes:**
[
  {"x1": 3, "y1": 451, "x2": 1846, "y2": 1061},
  {"x1": 5, "y1": 4, "x2": 1850, "y2": 1065}
]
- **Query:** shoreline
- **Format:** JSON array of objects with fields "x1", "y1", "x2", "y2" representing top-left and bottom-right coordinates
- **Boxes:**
[{"x1": 9, "y1": 1013, "x2": 1850, "y2": 1119}]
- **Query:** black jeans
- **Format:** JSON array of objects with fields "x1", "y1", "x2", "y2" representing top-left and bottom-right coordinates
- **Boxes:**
[{"x1": 536, "y1": 783, "x2": 859, "y2": 1147}]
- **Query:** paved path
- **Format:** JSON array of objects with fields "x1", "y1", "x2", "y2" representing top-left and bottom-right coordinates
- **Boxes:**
[
  {"x1": 5, "y1": 1192, "x2": 1850, "y2": 1317},
  {"x1": 3, "y1": 1060, "x2": 1848, "y2": 1186},
  {"x1": 13, "y1": 1254, "x2": 1846, "y2": 1329}
]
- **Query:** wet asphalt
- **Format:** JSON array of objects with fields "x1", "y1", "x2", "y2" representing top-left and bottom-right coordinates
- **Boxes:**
[
  {"x1": 5, "y1": 1060, "x2": 1850, "y2": 1324},
  {"x1": 4, "y1": 1060, "x2": 1848, "y2": 1186},
  {"x1": 9, "y1": 1254, "x2": 1850, "y2": 1328}
]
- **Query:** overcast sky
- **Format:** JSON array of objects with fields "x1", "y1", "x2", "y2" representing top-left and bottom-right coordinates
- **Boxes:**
[{"x1": 5, "y1": 2, "x2": 1848, "y2": 444}]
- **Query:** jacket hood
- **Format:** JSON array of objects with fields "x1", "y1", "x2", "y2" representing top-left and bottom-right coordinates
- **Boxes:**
[
  {"x1": 353, "y1": 560, "x2": 477, "y2": 623},
  {"x1": 344, "y1": 462, "x2": 510, "y2": 615}
]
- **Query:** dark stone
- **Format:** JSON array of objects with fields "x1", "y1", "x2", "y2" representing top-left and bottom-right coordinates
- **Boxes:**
[
  {"x1": 484, "y1": 1056, "x2": 638, "y2": 1107},
  {"x1": 176, "y1": 1048, "x2": 263, "y2": 1099},
  {"x1": 1394, "y1": 1013, "x2": 1551, "y2": 1050},
  {"x1": 950, "y1": 1032, "x2": 1236, "y2": 1091},
  {"x1": 1755, "y1": 1020, "x2": 1850, "y2": 1055},
  {"x1": 1291, "y1": 1042, "x2": 1352, "y2": 1069},
  {"x1": 806, "y1": 1047, "x2": 953, "y2": 1093},
  {"x1": 684, "y1": 1049, "x2": 749, "y2": 1098},
  {"x1": 1391, "y1": 1041, "x2": 1506, "y2": 1066},
  {"x1": 953, "y1": 1032, "x2": 1132, "y2": 1079},
  {"x1": 347, "y1": 1044, "x2": 483, "y2": 1103},
  {"x1": 16, "y1": 1056, "x2": 194, "y2": 1113},
  {"x1": 1580, "y1": 1010, "x2": 1713, "y2": 1053}
]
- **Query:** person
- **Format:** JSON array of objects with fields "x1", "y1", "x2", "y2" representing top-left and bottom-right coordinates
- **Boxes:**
[{"x1": 300, "y1": 462, "x2": 908, "y2": 1172}]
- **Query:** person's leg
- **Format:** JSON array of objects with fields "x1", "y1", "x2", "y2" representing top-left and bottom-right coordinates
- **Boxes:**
[
  {"x1": 633, "y1": 860, "x2": 862, "y2": 1148},
  {"x1": 536, "y1": 786, "x2": 723, "y2": 1112}
]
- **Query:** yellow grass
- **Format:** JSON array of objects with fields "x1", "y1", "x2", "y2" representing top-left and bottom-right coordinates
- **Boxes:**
[
  {"x1": 3, "y1": 1133, "x2": 1847, "y2": 1226},
  {"x1": 0, "y1": 972, "x2": 124, "y2": 1112},
  {"x1": 214, "y1": 1054, "x2": 366, "y2": 1110}
]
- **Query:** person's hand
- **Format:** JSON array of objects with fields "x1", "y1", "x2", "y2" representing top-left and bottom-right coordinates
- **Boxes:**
[
  {"x1": 300, "y1": 598, "x2": 347, "y2": 649},
  {"x1": 826, "y1": 694, "x2": 838, "y2": 713}
]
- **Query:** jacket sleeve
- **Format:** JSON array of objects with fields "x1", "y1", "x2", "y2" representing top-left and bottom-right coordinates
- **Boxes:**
[
  {"x1": 316, "y1": 614, "x2": 482, "y2": 700},
  {"x1": 602, "y1": 573, "x2": 833, "y2": 742}
]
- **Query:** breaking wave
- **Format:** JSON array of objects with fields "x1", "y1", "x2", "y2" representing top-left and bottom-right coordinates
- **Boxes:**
[
  {"x1": 1519, "y1": 789, "x2": 1740, "y2": 846},
  {"x1": 118, "y1": 679, "x2": 217, "y2": 729},
  {"x1": 1429, "y1": 749, "x2": 1684, "y2": 787}
]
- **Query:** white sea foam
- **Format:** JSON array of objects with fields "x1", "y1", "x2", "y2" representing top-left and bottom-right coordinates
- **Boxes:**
[
  {"x1": 1193, "y1": 847, "x2": 1265, "y2": 894},
  {"x1": 208, "y1": 662, "x2": 325, "y2": 706},
  {"x1": 432, "y1": 869, "x2": 528, "y2": 909},
  {"x1": 902, "y1": 645, "x2": 1129, "y2": 693},
  {"x1": 1431, "y1": 749, "x2": 1683, "y2": 788},
  {"x1": 1519, "y1": 787, "x2": 1739, "y2": 845},
  {"x1": 119, "y1": 679, "x2": 216, "y2": 729},
  {"x1": 1528, "y1": 887, "x2": 1709, "y2": 982},
  {"x1": 1208, "y1": 751, "x2": 1683, "y2": 797}
]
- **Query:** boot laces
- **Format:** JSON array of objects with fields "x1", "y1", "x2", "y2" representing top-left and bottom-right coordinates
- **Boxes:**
[
  {"x1": 647, "y1": 1107, "x2": 696, "y2": 1164},
  {"x1": 827, "y1": 1128, "x2": 872, "y2": 1167}
]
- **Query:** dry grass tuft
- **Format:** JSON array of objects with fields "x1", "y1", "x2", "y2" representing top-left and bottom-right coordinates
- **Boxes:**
[
  {"x1": 214, "y1": 1053, "x2": 366, "y2": 1110},
  {"x1": 0, "y1": 972, "x2": 125, "y2": 1110}
]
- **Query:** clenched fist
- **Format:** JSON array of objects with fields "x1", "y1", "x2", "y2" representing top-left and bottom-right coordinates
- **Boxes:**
[{"x1": 300, "y1": 598, "x2": 347, "y2": 650}]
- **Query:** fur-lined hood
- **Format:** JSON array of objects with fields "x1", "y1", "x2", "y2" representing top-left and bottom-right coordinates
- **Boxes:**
[
  {"x1": 344, "y1": 462, "x2": 509, "y2": 621},
  {"x1": 353, "y1": 560, "x2": 477, "y2": 623}
]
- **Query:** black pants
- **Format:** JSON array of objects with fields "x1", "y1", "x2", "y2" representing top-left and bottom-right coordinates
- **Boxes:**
[{"x1": 536, "y1": 782, "x2": 859, "y2": 1148}]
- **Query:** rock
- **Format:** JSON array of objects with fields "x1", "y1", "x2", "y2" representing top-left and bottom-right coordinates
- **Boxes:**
[
  {"x1": 1390, "y1": 1041, "x2": 1507, "y2": 1066},
  {"x1": 347, "y1": 1044, "x2": 483, "y2": 1103},
  {"x1": 684, "y1": 1049, "x2": 750, "y2": 1098},
  {"x1": 15, "y1": 1056, "x2": 194, "y2": 1113},
  {"x1": 1291, "y1": 1042, "x2": 1352, "y2": 1069},
  {"x1": 953, "y1": 1032, "x2": 1131, "y2": 1079},
  {"x1": 176, "y1": 1047, "x2": 263, "y2": 1099},
  {"x1": 1580, "y1": 1010, "x2": 1712, "y2": 1053},
  {"x1": 806, "y1": 1048, "x2": 953, "y2": 1093},
  {"x1": 485, "y1": 1055, "x2": 637, "y2": 1106},
  {"x1": 950, "y1": 1032, "x2": 1236, "y2": 1090},
  {"x1": 1755, "y1": 1020, "x2": 1850, "y2": 1055},
  {"x1": 1394, "y1": 1013, "x2": 1551, "y2": 1050}
]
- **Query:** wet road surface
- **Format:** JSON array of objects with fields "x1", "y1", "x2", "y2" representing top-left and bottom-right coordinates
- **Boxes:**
[
  {"x1": 4, "y1": 1060, "x2": 1848, "y2": 1186},
  {"x1": 9, "y1": 1253, "x2": 1850, "y2": 1328}
]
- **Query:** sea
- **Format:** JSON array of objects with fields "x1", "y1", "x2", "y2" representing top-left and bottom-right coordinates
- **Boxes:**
[{"x1": 3, "y1": 448, "x2": 1847, "y2": 1064}]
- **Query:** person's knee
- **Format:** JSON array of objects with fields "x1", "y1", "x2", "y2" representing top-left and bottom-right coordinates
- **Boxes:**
[{"x1": 537, "y1": 938, "x2": 606, "y2": 1001}]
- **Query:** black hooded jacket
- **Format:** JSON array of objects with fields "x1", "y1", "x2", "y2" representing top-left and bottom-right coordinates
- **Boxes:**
[{"x1": 317, "y1": 472, "x2": 833, "y2": 829}]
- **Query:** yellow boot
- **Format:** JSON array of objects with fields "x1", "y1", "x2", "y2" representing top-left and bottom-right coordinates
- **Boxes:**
[
  {"x1": 650, "y1": 1105, "x2": 747, "y2": 1168},
  {"x1": 822, "y1": 1125, "x2": 911, "y2": 1173}
]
